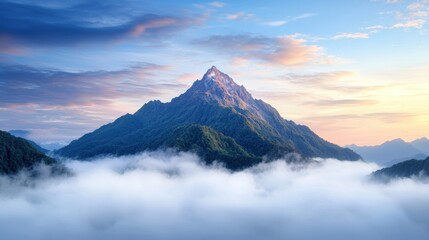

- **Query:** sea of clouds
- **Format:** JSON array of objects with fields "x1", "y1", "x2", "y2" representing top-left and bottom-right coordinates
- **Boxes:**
[{"x1": 0, "y1": 151, "x2": 428, "y2": 240}]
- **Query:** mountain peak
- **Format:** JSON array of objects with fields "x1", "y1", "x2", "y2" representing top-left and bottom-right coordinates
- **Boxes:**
[
  {"x1": 181, "y1": 66, "x2": 254, "y2": 109},
  {"x1": 207, "y1": 65, "x2": 219, "y2": 74},
  {"x1": 412, "y1": 137, "x2": 429, "y2": 143},
  {"x1": 205, "y1": 65, "x2": 221, "y2": 77},
  {"x1": 202, "y1": 66, "x2": 236, "y2": 86},
  {"x1": 58, "y1": 66, "x2": 362, "y2": 165},
  {"x1": 386, "y1": 138, "x2": 406, "y2": 144}
]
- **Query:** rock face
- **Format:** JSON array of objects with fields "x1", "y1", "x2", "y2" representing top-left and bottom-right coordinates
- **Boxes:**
[
  {"x1": 0, "y1": 130, "x2": 58, "y2": 175},
  {"x1": 372, "y1": 157, "x2": 429, "y2": 181},
  {"x1": 58, "y1": 66, "x2": 360, "y2": 169}
]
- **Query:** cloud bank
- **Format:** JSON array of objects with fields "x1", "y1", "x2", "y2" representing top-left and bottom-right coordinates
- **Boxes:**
[{"x1": 0, "y1": 151, "x2": 428, "y2": 240}]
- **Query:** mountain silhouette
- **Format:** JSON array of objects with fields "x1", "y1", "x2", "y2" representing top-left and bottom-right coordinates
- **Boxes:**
[
  {"x1": 0, "y1": 130, "x2": 62, "y2": 175},
  {"x1": 8, "y1": 130, "x2": 49, "y2": 154},
  {"x1": 372, "y1": 157, "x2": 429, "y2": 182},
  {"x1": 347, "y1": 138, "x2": 428, "y2": 166},
  {"x1": 58, "y1": 66, "x2": 360, "y2": 169},
  {"x1": 410, "y1": 137, "x2": 429, "y2": 155}
]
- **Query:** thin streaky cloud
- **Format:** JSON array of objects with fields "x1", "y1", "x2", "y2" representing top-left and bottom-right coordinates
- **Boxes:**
[
  {"x1": 0, "y1": 63, "x2": 185, "y2": 107},
  {"x1": 366, "y1": 25, "x2": 385, "y2": 30},
  {"x1": 265, "y1": 20, "x2": 288, "y2": 27},
  {"x1": 303, "y1": 99, "x2": 379, "y2": 107},
  {"x1": 226, "y1": 12, "x2": 254, "y2": 20},
  {"x1": 208, "y1": 1, "x2": 225, "y2": 8},
  {"x1": 264, "y1": 13, "x2": 316, "y2": 27},
  {"x1": 0, "y1": 1, "x2": 203, "y2": 52},
  {"x1": 392, "y1": 19, "x2": 426, "y2": 28},
  {"x1": 333, "y1": 32, "x2": 370, "y2": 39}
]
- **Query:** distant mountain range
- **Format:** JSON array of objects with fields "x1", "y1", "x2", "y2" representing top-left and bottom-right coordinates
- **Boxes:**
[
  {"x1": 57, "y1": 66, "x2": 360, "y2": 169},
  {"x1": 8, "y1": 130, "x2": 49, "y2": 154},
  {"x1": 346, "y1": 137, "x2": 429, "y2": 166},
  {"x1": 409, "y1": 137, "x2": 429, "y2": 155},
  {"x1": 0, "y1": 130, "x2": 63, "y2": 175},
  {"x1": 372, "y1": 157, "x2": 429, "y2": 182},
  {"x1": 8, "y1": 130, "x2": 64, "y2": 151}
]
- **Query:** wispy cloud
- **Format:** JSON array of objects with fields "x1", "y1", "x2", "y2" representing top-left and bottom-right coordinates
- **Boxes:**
[
  {"x1": 333, "y1": 32, "x2": 370, "y2": 39},
  {"x1": 393, "y1": 19, "x2": 426, "y2": 28},
  {"x1": 265, "y1": 37, "x2": 324, "y2": 65},
  {"x1": 372, "y1": 0, "x2": 402, "y2": 4},
  {"x1": 358, "y1": 1, "x2": 428, "y2": 37},
  {"x1": 366, "y1": 25, "x2": 386, "y2": 30},
  {"x1": 302, "y1": 112, "x2": 417, "y2": 124},
  {"x1": 320, "y1": 2, "x2": 429, "y2": 41},
  {"x1": 264, "y1": 13, "x2": 315, "y2": 27},
  {"x1": 294, "y1": 13, "x2": 316, "y2": 20},
  {"x1": 386, "y1": 0, "x2": 402, "y2": 3},
  {"x1": 0, "y1": 63, "x2": 192, "y2": 143},
  {"x1": 312, "y1": 32, "x2": 373, "y2": 42},
  {"x1": 407, "y1": 2, "x2": 425, "y2": 10},
  {"x1": 208, "y1": 1, "x2": 225, "y2": 8},
  {"x1": 226, "y1": 12, "x2": 254, "y2": 20},
  {"x1": 0, "y1": 1, "x2": 202, "y2": 53},
  {"x1": 0, "y1": 64, "x2": 185, "y2": 107},
  {"x1": 265, "y1": 20, "x2": 288, "y2": 27},
  {"x1": 193, "y1": 34, "x2": 330, "y2": 66},
  {"x1": 283, "y1": 71, "x2": 356, "y2": 85},
  {"x1": 303, "y1": 99, "x2": 379, "y2": 107},
  {"x1": 390, "y1": 1, "x2": 428, "y2": 29}
]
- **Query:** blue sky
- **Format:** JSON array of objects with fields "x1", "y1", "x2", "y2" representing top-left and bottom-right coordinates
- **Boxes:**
[{"x1": 1, "y1": 0, "x2": 428, "y2": 147}]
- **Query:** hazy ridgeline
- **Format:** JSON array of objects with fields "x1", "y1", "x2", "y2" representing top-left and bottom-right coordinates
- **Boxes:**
[{"x1": 0, "y1": 151, "x2": 428, "y2": 240}]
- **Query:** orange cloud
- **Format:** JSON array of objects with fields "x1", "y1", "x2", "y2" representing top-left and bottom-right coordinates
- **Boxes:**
[
  {"x1": 131, "y1": 18, "x2": 178, "y2": 36},
  {"x1": 194, "y1": 34, "x2": 330, "y2": 67},
  {"x1": 262, "y1": 37, "x2": 323, "y2": 66}
]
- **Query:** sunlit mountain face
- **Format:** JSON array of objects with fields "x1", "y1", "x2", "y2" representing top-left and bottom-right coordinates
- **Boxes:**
[
  {"x1": 56, "y1": 66, "x2": 360, "y2": 169},
  {"x1": 1, "y1": 0, "x2": 429, "y2": 240},
  {"x1": 1, "y1": 0, "x2": 428, "y2": 147}
]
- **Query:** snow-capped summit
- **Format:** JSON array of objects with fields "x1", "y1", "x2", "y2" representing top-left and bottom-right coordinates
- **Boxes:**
[
  {"x1": 204, "y1": 66, "x2": 219, "y2": 79},
  {"x1": 183, "y1": 66, "x2": 254, "y2": 110},
  {"x1": 201, "y1": 66, "x2": 239, "y2": 90}
]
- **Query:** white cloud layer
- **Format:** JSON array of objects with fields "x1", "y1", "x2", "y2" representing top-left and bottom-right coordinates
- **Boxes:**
[{"x1": 0, "y1": 151, "x2": 428, "y2": 240}]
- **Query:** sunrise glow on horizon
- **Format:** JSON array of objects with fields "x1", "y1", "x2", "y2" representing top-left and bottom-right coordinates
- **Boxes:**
[{"x1": 1, "y1": 0, "x2": 428, "y2": 147}]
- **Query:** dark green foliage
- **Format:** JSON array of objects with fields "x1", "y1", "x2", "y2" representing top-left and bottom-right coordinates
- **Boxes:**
[
  {"x1": 165, "y1": 124, "x2": 262, "y2": 170},
  {"x1": 372, "y1": 157, "x2": 429, "y2": 181},
  {"x1": 0, "y1": 130, "x2": 60, "y2": 175},
  {"x1": 57, "y1": 100, "x2": 280, "y2": 161},
  {"x1": 25, "y1": 139, "x2": 49, "y2": 154},
  {"x1": 57, "y1": 67, "x2": 360, "y2": 168},
  {"x1": 8, "y1": 130, "x2": 49, "y2": 153}
]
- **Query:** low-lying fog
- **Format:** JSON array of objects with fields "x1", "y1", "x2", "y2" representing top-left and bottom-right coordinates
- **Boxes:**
[{"x1": 0, "y1": 151, "x2": 428, "y2": 240}]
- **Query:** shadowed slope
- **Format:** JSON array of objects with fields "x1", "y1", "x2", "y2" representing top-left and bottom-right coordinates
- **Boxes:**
[{"x1": 0, "y1": 130, "x2": 62, "y2": 175}]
